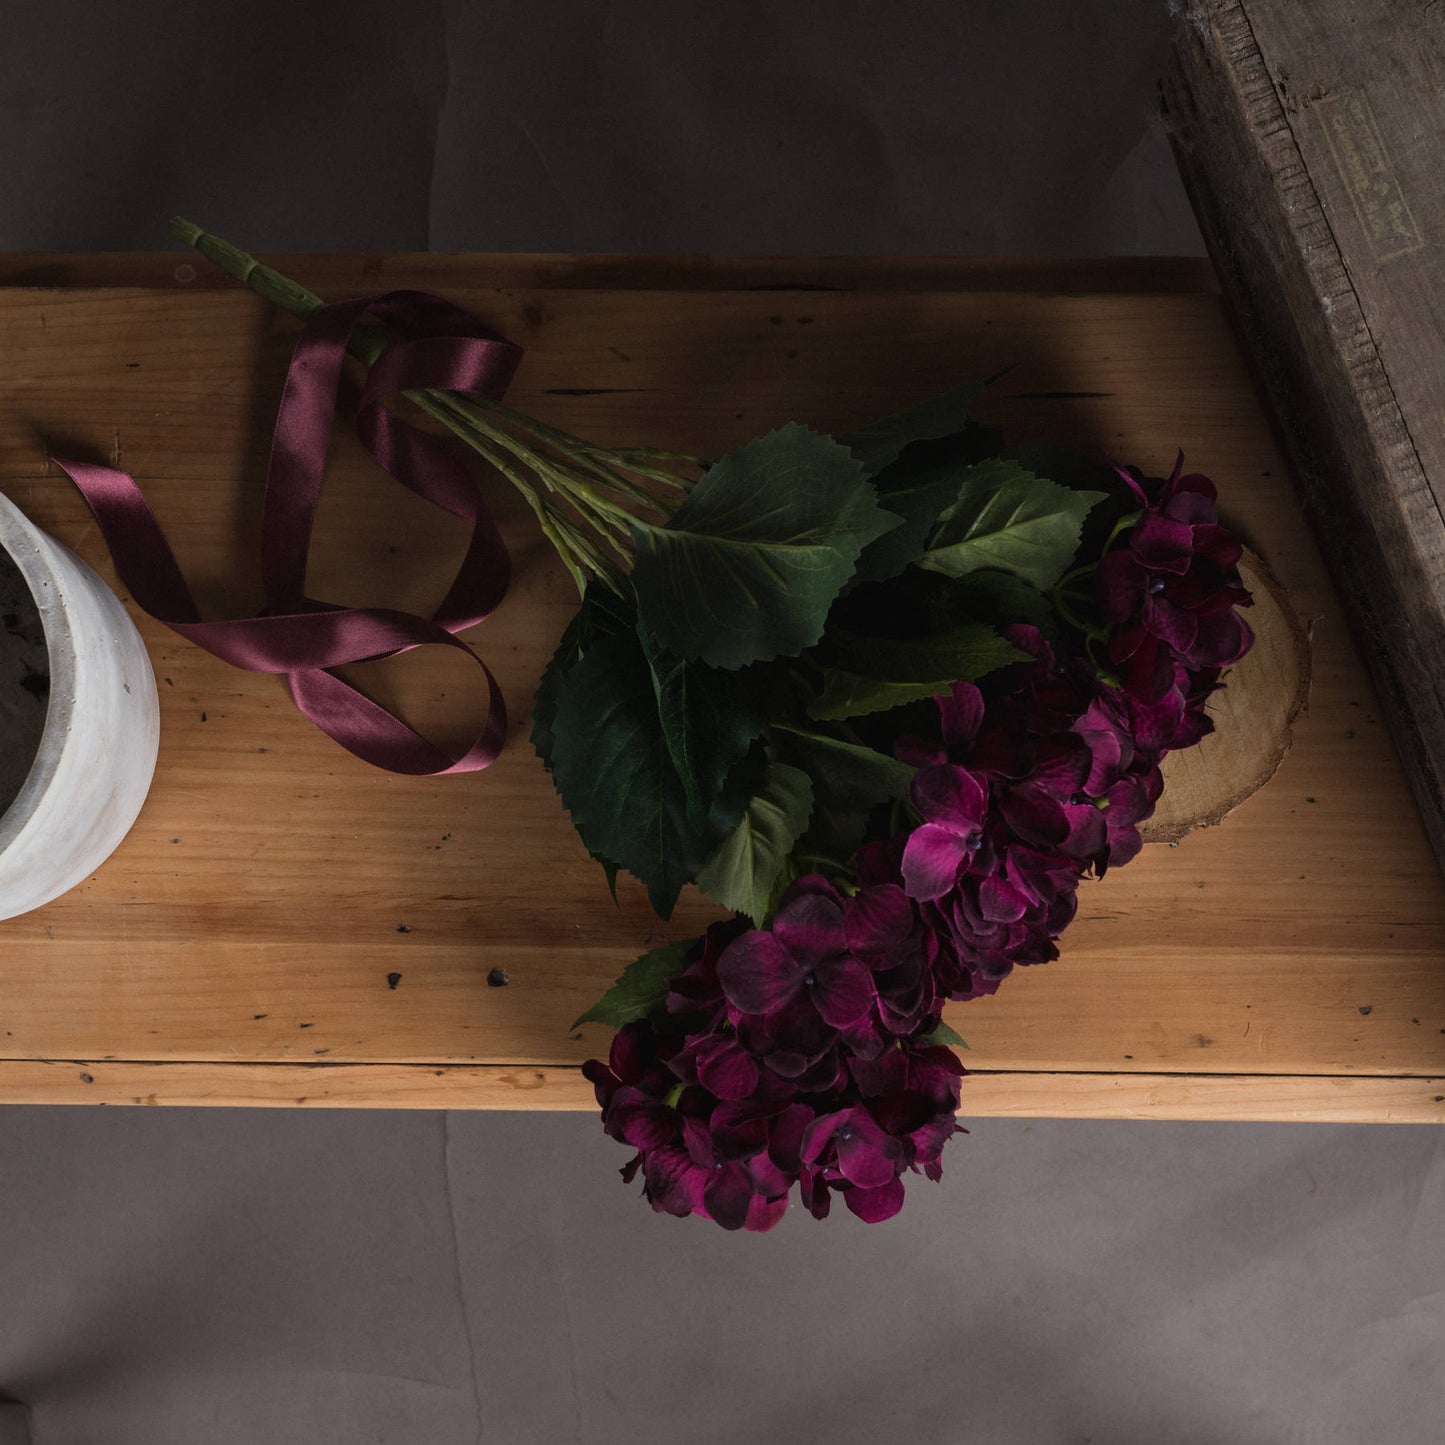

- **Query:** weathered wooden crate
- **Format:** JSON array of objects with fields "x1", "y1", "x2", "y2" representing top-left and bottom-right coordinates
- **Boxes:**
[{"x1": 1163, "y1": 0, "x2": 1445, "y2": 877}]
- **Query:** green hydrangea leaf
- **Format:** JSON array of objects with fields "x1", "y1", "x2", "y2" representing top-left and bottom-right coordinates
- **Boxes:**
[
  {"x1": 807, "y1": 671, "x2": 960, "y2": 722},
  {"x1": 917, "y1": 458, "x2": 1108, "y2": 591},
  {"x1": 851, "y1": 423, "x2": 1007, "y2": 584},
  {"x1": 530, "y1": 582, "x2": 635, "y2": 769},
  {"x1": 548, "y1": 627, "x2": 726, "y2": 919},
  {"x1": 916, "y1": 1020, "x2": 969, "y2": 1050},
  {"x1": 629, "y1": 424, "x2": 901, "y2": 670},
  {"x1": 769, "y1": 723, "x2": 914, "y2": 869},
  {"x1": 572, "y1": 936, "x2": 698, "y2": 1031},
  {"x1": 636, "y1": 622, "x2": 763, "y2": 831},
  {"x1": 819, "y1": 622, "x2": 1027, "y2": 686},
  {"x1": 695, "y1": 758, "x2": 814, "y2": 925},
  {"x1": 928, "y1": 569, "x2": 1062, "y2": 639},
  {"x1": 770, "y1": 724, "x2": 915, "y2": 804},
  {"x1": 838, "y1": 381, "x2": 990, "y2": 476}
]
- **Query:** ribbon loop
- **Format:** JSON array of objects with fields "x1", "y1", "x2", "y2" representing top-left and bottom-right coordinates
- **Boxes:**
[{"x1": 52, "y1": 292, "x2": 523, "y2": 776}]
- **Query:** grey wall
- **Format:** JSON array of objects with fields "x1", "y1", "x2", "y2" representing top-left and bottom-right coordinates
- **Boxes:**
[{"x1": 2, "y1": 3, "x2": 1442, "y2": 1443}]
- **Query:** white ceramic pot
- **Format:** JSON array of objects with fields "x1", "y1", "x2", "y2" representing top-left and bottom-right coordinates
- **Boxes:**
[{"x1": 0, "y1": 494, "x2": 159, "y2": 919}]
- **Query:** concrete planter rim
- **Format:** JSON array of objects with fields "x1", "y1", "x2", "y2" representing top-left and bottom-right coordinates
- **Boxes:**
[
  {"x1": 0, "y1": 493, "x2": 159, "y2": 917},
  {"x1": 0, "y1": 501, "x2": 79, "y2": 856}
]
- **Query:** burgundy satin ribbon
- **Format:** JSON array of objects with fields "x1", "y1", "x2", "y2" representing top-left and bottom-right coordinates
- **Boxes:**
[{"x1": 52, "y1": 290, "x2": 523, "y2": 775}]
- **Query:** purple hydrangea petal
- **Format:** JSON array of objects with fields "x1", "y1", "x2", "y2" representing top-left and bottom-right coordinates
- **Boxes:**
[
  {"x1": 1118, "y1": 631, "x2": 1178, "y2": 704},
  {"x1": 910, "y1": 763, "x2": 988, "y2": 830},
  {"x1": 1030, "y1": 738, "x2": 1090, "y2": 798},
  {"x1": 717, "y1": 931, "x2": 806, "y2": 1016},
  {"x1": 800, "y1": 1109, "x2": 849, "y2": 1166},
  {"x1": 1098, "y1": 547, "x2": 1147, "y2": 622},
  {"x1": 1074, "y1": 698, "x2": 1129, "y2": 793},
  {"x1": 1060, "y1": 801, "x2": 1108, "y2": 860},
  {"x1": 968, "y1": 716, "x2": 1035, "y2": 779},
  {"x1": 772, "y1": 888, "x2": 847, "y2": 967},
  {"x1": 1170, "y1": 469, "x2": 1218, "y2": 504},
  {"x1": 811, "y1": 957, "x2": 877, "y2": 1029},
  {"x1": 901, "y1": 823, "x2": 974, "y2": 901},
  {"x1": 1001, "y1": 623, "x2": 1052, "y2": 665},
  {"x1": 742, "y1": 1192, "x2": 790, "y2": 1233},
  {"x1": 1191, "y1": 609, "x2": 1252, "y2": 668},
  {"x1": 742, "y1": 992, "x2": 837, "y2": 1069},
  {"x1": 1164, "y1": 489, "x2": 1217, "y2": 526},
  {"x1": 610, "y1": 1093, "x2": 678, "y2": 1152},
  {"x1": 680, "y1": 1113, "x2": 714, "y2": 1168},
  {"x1": 1105, "y1": 825, "x2": 1143, "y2": 869},
  {"x1": 894, "y1": 731, "x2": 945, "y2": 767},
  {"x1": 709, "y1": 1104, "x2": 771, "y2": 1161},
  {"x1": 1189, "y1": 520, "x2": 1241, "y2": 564},
  {"x1": 745, "y1": 1152, "x2": 792, "y2": 1197},
  {"x1": 703, "y1": 1161, "x2": 757, "y2": 1231},
  {"x1": 607, "y1": 1022, "x2": 652, "y2": 1083},
  {"x1": 768, "y1": 1104, "x2": 813, "y2": 1175},
  {"x1": 832, "y1": 1110, "x2": 903, "y2": 1188},
  {"x1": 854, "y1": 836, "x2": 906, "y2": 888},
  {"x1": 1000, "y1": 785, "x2": 1070, "y2": 846},
  {"x1": 844, "y1": 1177, "x2": 906, "y2": 1223},
  {"x1": 937, "y1": 680, "x2": 984, "y2": 754},
  {"x1": 1131, "y1": 512, "x2": 1195, "y2": 573},
  {"x1": 978, "y1": 872, "x2": 1030, "y2": 923},
  {"x1": 799, "y1": 1166, "x2": 832, "y2": 1219},
  {"x1": 791, "y1": 1049, "x2": 847, "y2": 1093},
  {"x1": 644, "y1": 1146, "x2": 706, "y2": 1218},
  {"x1": 844, "y1": 883, "x2": 915, "y2": 958},
  {"x1": 693, "y1": 1037, "x2": 761, "y2": 1100},
  {"x1": 1129, "y1": 686, "x2": 1186, "y2": 751},
  {"x1": 836, "y1": 1013, "x2": 891, "y2": 1060},
  {"x1": 1143, "y1": 592, "x2": 1199, "y2": 654}
]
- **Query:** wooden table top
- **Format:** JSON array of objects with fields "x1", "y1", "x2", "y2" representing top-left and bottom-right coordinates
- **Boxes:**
[{"x1": 0, "y1": 252, "x2": 1441, "y2": 1121}]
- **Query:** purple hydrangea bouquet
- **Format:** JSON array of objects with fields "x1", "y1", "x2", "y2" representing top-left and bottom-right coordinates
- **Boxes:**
[{"x1": 176, "y1": 223, "x2": 1255, "y2": 1231}]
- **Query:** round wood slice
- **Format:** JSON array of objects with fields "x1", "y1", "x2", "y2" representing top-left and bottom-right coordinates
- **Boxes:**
[{"x1": 1140, "y1": 550, "x2": 1311, "y2": 844}]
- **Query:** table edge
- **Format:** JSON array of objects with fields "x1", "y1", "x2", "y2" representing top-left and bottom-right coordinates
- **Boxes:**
[
  {"x1": 0, "y1": 252, "x2": 1221, "y2": 295},
  {"x1": 3, "y1": 1060, "x2": 1439, "y2": 1121}
]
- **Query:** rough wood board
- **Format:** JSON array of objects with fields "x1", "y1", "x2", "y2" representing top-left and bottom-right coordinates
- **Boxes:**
[
  {"x1": 0, "y1": 258, "x2": 1442, "y2": 1118},
  {"x1": 1163, "y1": 0, "x2": 1445, "y2": 880}
]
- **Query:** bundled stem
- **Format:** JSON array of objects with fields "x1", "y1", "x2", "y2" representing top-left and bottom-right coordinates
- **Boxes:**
[{"x1": 168, "y1": 217, "x2": 700, "y2": 593}]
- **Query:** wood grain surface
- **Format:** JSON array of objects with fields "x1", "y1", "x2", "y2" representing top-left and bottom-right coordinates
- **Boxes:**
[{"x1": 0, "y1": 253, "x2": 1442, "y2": 1120}]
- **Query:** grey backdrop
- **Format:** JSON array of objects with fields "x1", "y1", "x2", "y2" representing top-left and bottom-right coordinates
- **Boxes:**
[{"x1": 2, "y1": 3, "x2": 1442, "y2": 1443}]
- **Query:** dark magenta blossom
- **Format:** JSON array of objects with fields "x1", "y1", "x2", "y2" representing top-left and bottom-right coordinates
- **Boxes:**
[
  {"x1": 1100, "y1": 455, "x2": 1254, "y2": 675},
  {"x1": 583, "y1": 450, "x2": 1253, "y2": 1232},
  {"x1": 584, "y1": 1005, "x2": 968, "y2": 1230},
  {"x1": 801, "y1": 1043, "x2": 966, "y2": 1221},
  {"x1": 901, "y1": 763, "x2": 989, "y2": 901},
  {"x1": 717, "y1": 876, "x2": 875, "y2": 1030}
]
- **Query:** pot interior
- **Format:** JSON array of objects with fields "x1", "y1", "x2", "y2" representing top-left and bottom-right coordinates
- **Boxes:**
[{"x1": 0, "y1": 543, "x2": 50, "y2": 821}]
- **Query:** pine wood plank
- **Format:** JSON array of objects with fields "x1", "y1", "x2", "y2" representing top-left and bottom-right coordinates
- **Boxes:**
[
  {"x1": 0, "y1": 260, "x2": 1441, "y2": 1118},
  {"x1": 3, "y1": 1061, "x2": 1440, "y2": 1124}
]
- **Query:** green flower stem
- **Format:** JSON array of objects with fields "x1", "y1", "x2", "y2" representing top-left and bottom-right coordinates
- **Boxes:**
[
  {"x1": 592, "y1": 444, "x2": 701, "y2": 472},
  {"x1": 1051, "y1": 587, "x2": 1109, "y2": 644},
  {"x1": 452, "y1": 430, "x2": 596, "y2": 593},
  {"x1": 1053, "y1": 512, "x2": 1140, "y2": 597},
  {"x1": 430, "y1": 387, "x2": 678, "y2": 521},
  {"x1": 169, "y1": 216, "x2": 691, "y2": 585},
  {"x1": 471, "y1": 395, "x2": 689, "y2": 502}
]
